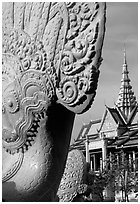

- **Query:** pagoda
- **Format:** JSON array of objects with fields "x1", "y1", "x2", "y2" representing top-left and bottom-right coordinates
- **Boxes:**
[{"x1": 70, "y1": 47, "x2": 138, "y2": 174}]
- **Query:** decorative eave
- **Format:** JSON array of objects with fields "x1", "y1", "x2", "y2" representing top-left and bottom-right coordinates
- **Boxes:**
[
  {"x1": 76, "y1": 124, "x2": 90, "y2": 141},
  {"x1": 108, "y1": 105, "x2": 127, "y2": 126},
  {"x1": 114, "y1": 104, "x2": 127, "y2": 125},
  {"x1": 98, "y1": 107, "x2": 108, "y2": 132},
  {"x1": 76, "y1": 119, "x2": 101, "y2": 142},
  {"x1": 127, "y1": 105, "x2": 138, "y2": 125}
]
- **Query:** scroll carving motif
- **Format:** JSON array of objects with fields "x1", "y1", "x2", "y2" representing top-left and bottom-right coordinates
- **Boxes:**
[
  {"x1": 56, "y1": 2, "x2": 106, "y2": 113},
  {"x1": 2, "y1": 52, "x2": 55, "y2": 154}
]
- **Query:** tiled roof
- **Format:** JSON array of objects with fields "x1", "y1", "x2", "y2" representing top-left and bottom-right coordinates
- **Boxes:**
[
  {"x1": 107, "y1": 129, "x2": 138, "y2": 148},
  {"x1": 71, "y1": 124, "x2": 138, "y2": 150}
]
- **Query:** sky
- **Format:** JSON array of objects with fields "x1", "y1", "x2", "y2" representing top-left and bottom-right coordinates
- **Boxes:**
[{"x1": 71, "y1": 2, "x2": 138, "y2": 144}]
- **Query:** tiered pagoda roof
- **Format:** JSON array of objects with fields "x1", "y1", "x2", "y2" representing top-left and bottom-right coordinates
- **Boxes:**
[{"x1": 116, "y1": 47, "x2": 137, "y2": 120}]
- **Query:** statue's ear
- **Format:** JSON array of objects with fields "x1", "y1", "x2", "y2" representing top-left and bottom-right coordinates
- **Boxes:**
[{"x1": 56, "y1": 2, "x2": 106, "y2": 114}]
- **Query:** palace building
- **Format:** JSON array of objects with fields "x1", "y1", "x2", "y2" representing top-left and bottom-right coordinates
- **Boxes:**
[{"x1": 70, "y1": 48, "x2": 138, "y2": 174}]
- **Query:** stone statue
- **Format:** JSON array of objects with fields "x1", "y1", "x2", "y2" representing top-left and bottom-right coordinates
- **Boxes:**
[
  {"x1": 57, "y1": 149, "x2": 88, "y2": 202},
  {"x1": 2, "y1": 2, "x2": 106, "y2": 201}
]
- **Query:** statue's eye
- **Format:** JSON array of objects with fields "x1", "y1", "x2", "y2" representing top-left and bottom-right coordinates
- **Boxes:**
[
  {"x1": 4, "y1": 91, "x2": 19, "y2": 113},
  {"x1": 7, "y1": 99, "x2": 14, "y2": 109}
]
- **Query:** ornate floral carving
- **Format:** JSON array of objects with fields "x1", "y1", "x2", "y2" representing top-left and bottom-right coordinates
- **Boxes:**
[
  {"x1": 57, "y1": 149, "x2": 87, "y2": 202},
  {"x1": 2, "y1": 24, "x2": 58, "y2": 154},
  {"x1": 56, "y1": 2, "x2": 106, "y2": 113},
  {"x1": 2, "y1": 52, "x2": 55, "y2": 154}
]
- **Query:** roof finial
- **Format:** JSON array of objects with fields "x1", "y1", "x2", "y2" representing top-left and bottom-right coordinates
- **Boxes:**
[{"x1": 123, "y1": 43, "x2": 127, "y2": 65}]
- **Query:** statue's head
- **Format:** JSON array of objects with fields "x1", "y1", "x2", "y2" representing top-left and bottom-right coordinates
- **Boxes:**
[{"x1": 2, "y1": 2, "x2": 106, "y2": 154}]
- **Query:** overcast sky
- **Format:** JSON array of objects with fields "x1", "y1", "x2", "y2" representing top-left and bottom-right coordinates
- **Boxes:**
[{"x1": 71, "y1": 2, "x2": 138, "y2": 143}]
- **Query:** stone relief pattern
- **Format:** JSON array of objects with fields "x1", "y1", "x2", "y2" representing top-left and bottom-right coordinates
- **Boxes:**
[
  {"x1": 2, "y1": 2, "x2": 105, "y2": 154},
  {"x1": 57, "y1": 149, "x2": 87, "y2": 202},
  {"x1": 2, "y1": 3, "x2": 56, "y2": 155},
  {"x1": 2, "y1": 52, "x2": 54, "y2": 154},
  {"x1": 56, "y1": 2, "x2": 105, "y2": 113},
  {"x1": 2, "y1": 2, "x2": 106, "y2": 201}
]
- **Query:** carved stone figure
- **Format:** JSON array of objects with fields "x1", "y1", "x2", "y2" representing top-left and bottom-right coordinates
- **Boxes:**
[
  {"x1": 2, "y1": 2, "x2": 106, "y2": 201},
  {"x1": 57, "y1": 149, "x2": 87, "y2": 202}
]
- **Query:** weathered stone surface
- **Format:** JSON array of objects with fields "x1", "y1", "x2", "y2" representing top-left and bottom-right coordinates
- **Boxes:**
[
  {"x1": 2, "y1": 2, "x2": 106, "y2": 201},
  {"x1": 57, "y1": 149, "x2": 87, "y2": 202}
]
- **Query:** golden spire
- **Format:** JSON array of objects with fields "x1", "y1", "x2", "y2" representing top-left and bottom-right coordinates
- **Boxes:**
[{"x1": 116, "y1": 46, "x2": 137, "y2": 119}]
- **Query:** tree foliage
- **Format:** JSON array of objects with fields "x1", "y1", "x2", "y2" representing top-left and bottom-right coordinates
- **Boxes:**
[{"x1": 84, "y1": 151, "x2": 138, "y2": 202}]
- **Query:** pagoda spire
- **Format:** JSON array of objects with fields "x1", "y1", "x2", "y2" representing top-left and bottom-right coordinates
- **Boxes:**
[
  {"x1": 116, "y1": 46, "x2": 137, "y2": 120},
  {"x1": 123, "y1": 44, "x2": 127, "y2": 64}
]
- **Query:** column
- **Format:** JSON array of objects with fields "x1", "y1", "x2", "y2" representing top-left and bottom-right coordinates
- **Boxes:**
[
  {"x1": 100, "y1": 157, "x2": 103, "y2": 171},
  {"x1": 109, "y1": 152, "x2": 112, "y2": 170},
  {"x1": 93, "y1": 154, "x2": 96, "y2": 171},
  {"x1": 116, "y1": 154, "x2": 119, "y2": 166},
  {"x1": 85, "y1": 134, "x2": 90, "y2": 163},
  {"x1": 132, "y1": 151, "x2": 135, "y2": 172},
  {"x1": 102, "y1": 139, "x2": 107, "y2": 169},
  {"x1": 121, "y1": 150, "x2": 124, "y2": 165},
  {"x1": 90, "y1": 159, "x2": 93, "y2": 171},
  {"x1": 129, "y1": 153, "x2": 132, "y2": 170}
]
